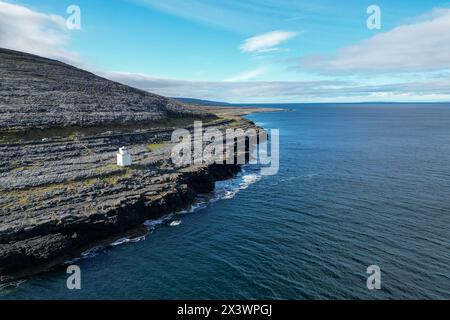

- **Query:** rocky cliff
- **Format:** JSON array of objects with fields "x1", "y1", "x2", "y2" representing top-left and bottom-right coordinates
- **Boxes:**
[{"x1": 0, "y1": 49, "x2": 260, "y2": 284}]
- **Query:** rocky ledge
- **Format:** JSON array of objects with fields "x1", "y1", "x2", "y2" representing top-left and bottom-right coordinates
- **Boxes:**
[{"x1": 0, "y1": 116, "x2": 259, "y2": 284}]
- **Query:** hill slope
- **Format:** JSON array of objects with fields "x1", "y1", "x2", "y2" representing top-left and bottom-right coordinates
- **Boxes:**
[{"x1": 0, "y1": 48, "x2": 204, "y2": 130}]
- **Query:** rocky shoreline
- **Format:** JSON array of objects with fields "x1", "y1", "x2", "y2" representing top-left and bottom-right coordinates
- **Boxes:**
[
  {"x1": 0, "y1": 115, "x2": 261, "y2": 284},
  {"x1": 0, "y1": 111, "x2": 266, "y2": 283},
  {"x1": 0, "y1": 161, "x2": 241, "y2": 284},
  {"x1": 0, "y1": 48, "x2": 276, "y2": 285}
]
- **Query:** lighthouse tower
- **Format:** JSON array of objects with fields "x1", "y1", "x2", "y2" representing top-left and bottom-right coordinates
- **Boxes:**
[{"x1": 117, "y1": 147, "x2": 132, "y2": 167}]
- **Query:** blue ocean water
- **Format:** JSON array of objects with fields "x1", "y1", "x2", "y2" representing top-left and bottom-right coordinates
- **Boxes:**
[{"x1": 2, "y1": 103, "x2": 450, "y2": 299}]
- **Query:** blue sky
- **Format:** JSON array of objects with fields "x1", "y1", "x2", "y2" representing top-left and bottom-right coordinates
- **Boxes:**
[{"x1": 1, "y1": 0, "x2": 450, "y2": 102}]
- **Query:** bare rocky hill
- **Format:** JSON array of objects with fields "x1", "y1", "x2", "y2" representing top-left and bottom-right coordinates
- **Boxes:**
[{"x1": 0, "y1": 48, "x2": 204, "y2": 131}]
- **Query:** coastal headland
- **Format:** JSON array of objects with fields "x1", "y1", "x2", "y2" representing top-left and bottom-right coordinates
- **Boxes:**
[{"x1": 0, "y1": 48, "x2": 282, "y2": 284}]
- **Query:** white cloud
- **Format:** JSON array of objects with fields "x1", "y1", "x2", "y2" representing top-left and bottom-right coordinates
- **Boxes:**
[
  {"x1": 240, "y1": 30, "x2": 298, "y2": 53},
  {"x1": 224, "y1": 67, "x2": 266, "y2": 82},
  {"x1": 101, "y1": 70, "x2": 342, "y2": 102},
  {"x1": 0, "y1": 0, "x2": 79, "y2": 63},
  {"x1": 100, "y1": 71, "x2": 450, "y2": 103},
  {"x1": 297, "y1": 8, "x2": 450, "y2": 74}
]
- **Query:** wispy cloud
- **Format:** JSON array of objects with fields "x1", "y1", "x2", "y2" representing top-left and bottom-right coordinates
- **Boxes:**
[
  {"x1": 240, "y1": 30, "x2": 298, "y2": 53},
  {"x1": 297, "y1": 8, "x2": 450, "y2": 74},
  {"x1": 100, "y1": 71, "x2": 450, "y2": 103},
  {"x1": 130, "y1": 0, "x2": 318, "y2": 34},
  {"x1": 224, "y1": 67, "x2": 266, "y2": 82},
  {"x1": 0, "y1": 1, "x2": 79, "y2": 64}
]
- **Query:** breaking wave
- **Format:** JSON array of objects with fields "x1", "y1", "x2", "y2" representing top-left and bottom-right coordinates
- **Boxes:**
[{"x1": 212, "y1": 168, "x2": 262, "y2": 201}]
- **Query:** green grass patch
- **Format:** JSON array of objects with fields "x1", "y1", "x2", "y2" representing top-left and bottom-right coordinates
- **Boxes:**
[{"x1": 146, "y1": 142, "x2": 168, "y2": 152}]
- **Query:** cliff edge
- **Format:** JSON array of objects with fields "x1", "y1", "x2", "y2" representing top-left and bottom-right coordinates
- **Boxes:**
[{"x1": 0, "y1": 49, "x2": 259, "y2": 284}]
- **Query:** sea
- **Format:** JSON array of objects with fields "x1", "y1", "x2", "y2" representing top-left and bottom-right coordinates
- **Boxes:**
[{"x1": 2, "y1": 103, "x2": 450, "y2": 299}]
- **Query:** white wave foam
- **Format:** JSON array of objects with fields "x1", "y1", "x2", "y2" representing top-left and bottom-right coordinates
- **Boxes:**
[
  {"x1": 65, "y1": 245, "x2": 104, "y2": 264},
  {"x1": 144, "y1": 213, "x2": 174, "y2": 229},
  {"x1": 169, "y1": 220, "x2": 182, "y2": 227},
  {"x1": 111, "y1": 235, "x2": 146, "y2": 246},
  {"x1": 65, "y1": 236, "x2": 146, "y2": 264},
  {"x1": 212, "y1": 169, "x2": 262, "y2": 201},
  {"x1": 177, "y1": 201, "x2": 208, "y2": 214},
  {"x1": 241, "y1": 173, "x2": 262, "y2": 188},
  {"x1": 81, "y1": 246, "x2": 103, "y2": 259}
]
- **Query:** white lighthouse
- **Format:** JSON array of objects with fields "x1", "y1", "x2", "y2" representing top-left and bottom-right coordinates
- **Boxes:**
[{"x1": 117, "y1": 147, "x2": 132, "y2": 167}]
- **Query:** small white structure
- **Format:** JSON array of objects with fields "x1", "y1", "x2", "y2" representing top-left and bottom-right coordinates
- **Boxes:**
[{"x1": 117, "y1": 147, "x2": 132, "y2": 167}]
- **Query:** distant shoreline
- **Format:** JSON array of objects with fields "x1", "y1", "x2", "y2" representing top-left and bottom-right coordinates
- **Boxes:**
[{"x1": 199, "y1": 106, "x2": 291, "y2": 119}]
